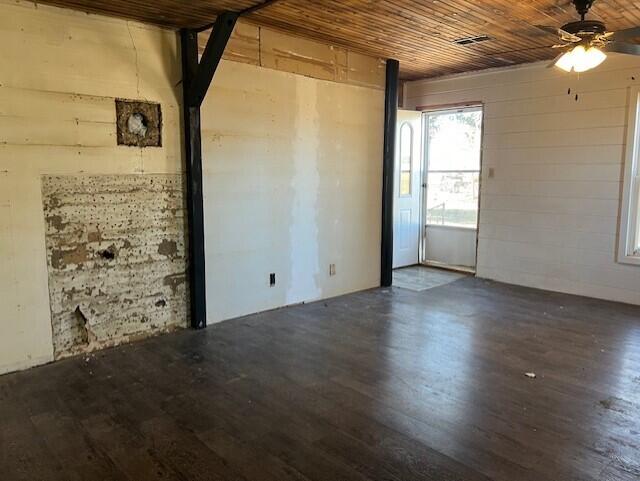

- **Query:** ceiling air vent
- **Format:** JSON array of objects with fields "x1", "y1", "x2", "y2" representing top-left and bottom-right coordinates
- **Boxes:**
[{"x1": 453, "y1": 35, "x2": 492, "y2": 46}]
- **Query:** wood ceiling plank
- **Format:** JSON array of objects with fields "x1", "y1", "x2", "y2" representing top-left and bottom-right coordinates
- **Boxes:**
[{"x1": 34, "y1": 0, "x2": 640, "y2": 79}]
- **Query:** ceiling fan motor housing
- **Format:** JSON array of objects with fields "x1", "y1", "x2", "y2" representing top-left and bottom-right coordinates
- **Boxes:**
[{"x1": 561, "y1": 20, "x2": 607, "y2": 36}]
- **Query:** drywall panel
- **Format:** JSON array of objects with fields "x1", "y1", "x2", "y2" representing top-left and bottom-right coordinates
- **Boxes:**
[
  {"x1": 222, "y1": 21, "x2": 261, "y2": 66},
  {"x1": 405, "y1": 55, "x2": 640, "y2": 305},
  {"x1": 201, "y1": 60, "x2": 384, "y2": 323},
  {"x1": 204, "y1": 20, "x2": 386, "y2": 90},
  {"x1": 345, "y1": 51, "x2": 387, "y2": 89},
  {"x1": 41, "y1": 175, "x2": 187, "y2": 359},
  {"x1": 260, "y1": 28, "x2": 348, "y2": 82},
  {"x1": 0, "y1": 0, "x2": 182, "y2": 374}
]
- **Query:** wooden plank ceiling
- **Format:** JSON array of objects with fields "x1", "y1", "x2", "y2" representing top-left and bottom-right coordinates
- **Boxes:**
[{"x1": 37, "y1": 0, "x2": 640, "y2": 79}]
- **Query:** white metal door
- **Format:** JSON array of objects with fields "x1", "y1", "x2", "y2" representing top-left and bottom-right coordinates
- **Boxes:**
[
  {"x1": 422, "y1": 107, "x2": 483, "y2": 270},
  {"x1": 393, "y1": 110, "x2": 422, "y2": 268}
]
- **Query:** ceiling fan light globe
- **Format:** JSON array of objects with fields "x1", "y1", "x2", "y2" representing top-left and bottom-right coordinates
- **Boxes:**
[
  {"x1": 555, "y1": 50, "x2": 575, "y2": 72},
  {"x1": 573, "y1": 46, "x2": 606, "y2": 72},
  {"x1": 555, "y1": 45, "x2": 607, "y2": 73},
  {"x1": 586, "y1": 46, "x2": 606, "y2": 69},
  {"x1": 569, "y1": 44, "x2": 588, "y2": 72}
]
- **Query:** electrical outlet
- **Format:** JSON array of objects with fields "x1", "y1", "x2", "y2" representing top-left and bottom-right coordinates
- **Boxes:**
[
  {"x1": 329, "y1": 264, "x2": 336, "y2": 276},
  {"x1": 269, "y1": 273, "x2": 276, "y2": 287}
]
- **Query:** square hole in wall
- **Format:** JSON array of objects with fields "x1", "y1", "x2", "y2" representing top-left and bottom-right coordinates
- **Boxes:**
[{"x1": 115, "y1": 99, "x2": 162, "y2": 147}]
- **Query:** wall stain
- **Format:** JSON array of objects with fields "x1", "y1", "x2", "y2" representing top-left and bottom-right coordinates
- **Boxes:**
[
  {"x1": 50, "y1": 244, "x2": 89, "y2": 269},
  {"x1": 163, "y1": 273, "x2": 186, "y2": 295},
  {"x1": 87, "y1": 230, "x2": 102, "y2": 242},
  {"x1": 158, "y1": 239, "x2": 178, "y2": 259},
  {"x1": 46, "y1": 214, "x2": 67, "y2": 232}
]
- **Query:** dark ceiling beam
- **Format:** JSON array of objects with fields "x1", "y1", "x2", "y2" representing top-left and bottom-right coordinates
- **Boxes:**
[{"x1": 188, "y1": 11, "x2": 239, "y2": 107}]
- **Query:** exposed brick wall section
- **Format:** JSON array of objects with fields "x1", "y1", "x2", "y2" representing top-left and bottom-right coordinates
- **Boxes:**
[{"x1": 41, "y1": 174, "x2": 188, "y2": 358}]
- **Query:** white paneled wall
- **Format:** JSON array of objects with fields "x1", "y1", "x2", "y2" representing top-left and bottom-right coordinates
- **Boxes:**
[{"x1": 405, "y1": 56, "x2": 640, "y2": 305}]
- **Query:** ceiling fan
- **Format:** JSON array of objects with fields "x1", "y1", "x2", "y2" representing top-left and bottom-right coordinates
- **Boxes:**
[{"x1": 536, "y1": 0, "x2": 640, "y2": 72}]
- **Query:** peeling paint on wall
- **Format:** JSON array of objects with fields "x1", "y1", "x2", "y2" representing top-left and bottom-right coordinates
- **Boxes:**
[{"x1": 41, "y1": 174, "x2": 188, "y2": 359}]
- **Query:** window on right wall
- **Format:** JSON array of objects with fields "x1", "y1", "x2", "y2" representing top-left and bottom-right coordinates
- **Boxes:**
[{"x1": 619, "y1": 87, "x2": 640, "y2": 265}]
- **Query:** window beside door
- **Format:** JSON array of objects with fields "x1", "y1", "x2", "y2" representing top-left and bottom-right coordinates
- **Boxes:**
[{"x1": 425, "y1": 110, "x2": 482, "y2": 228}]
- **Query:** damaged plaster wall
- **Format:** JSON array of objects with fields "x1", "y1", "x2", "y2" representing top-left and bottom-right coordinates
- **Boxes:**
[
  {"x1": 42, "y1": 175, "x2": 187, "y2": 358},
  {"x1": 0, "y1": 0, "x2": 182, "y2": 374},
  {"x1": 0, "y1": 0, "x2": 387, "y2": 374}
]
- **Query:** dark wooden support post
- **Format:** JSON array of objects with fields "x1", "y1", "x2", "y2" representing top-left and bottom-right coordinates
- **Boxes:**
[
  {"x1": 381, "y1": 59, "x2": 399, "y2": 287},
  {"x1": 180, "y1": 12, "x2": 238, "y2": 329}
]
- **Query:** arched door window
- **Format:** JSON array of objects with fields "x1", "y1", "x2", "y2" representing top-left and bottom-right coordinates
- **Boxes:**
[{"x1": 399, "y1": 122, "x2": 413, "y2": 196}]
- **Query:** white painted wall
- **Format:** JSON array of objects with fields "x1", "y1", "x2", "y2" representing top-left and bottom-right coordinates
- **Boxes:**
[
  {"x1": 201, "y1": 61, "x2": 384, "y2": 322},
  {"x1": 405, "y1": 56, "x2": 640, "y2": 305},
  {"x1": 0, "y1": 0, "x2": 182, "y2": 374}
]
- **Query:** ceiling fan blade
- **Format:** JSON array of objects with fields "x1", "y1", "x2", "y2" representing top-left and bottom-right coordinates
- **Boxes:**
[
  {"x1": 535, "y1": 25, "x2": 582, "y2": 42},
  {"x1": 609, "y1": 26, "x2": 640, "y2": 41},
  {"x1": 535, "y1": 24, "x2": 561, "y2": 35},
  {"x1": 558, "y1": 30, "x2": 582, "y2": 43},
  {"x1": 603, "y1": 41, "x2": 640, "y2": 55}
]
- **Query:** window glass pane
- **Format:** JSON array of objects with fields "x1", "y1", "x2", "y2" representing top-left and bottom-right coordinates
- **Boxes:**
[
  {"x1": 426, "y1": 172, "x2": 480, "y2": 227},
  {"x1": 400, "y1": 172, "x2": 411, "y2": 196},
  {"x1": 399, "y1": 123, "x2": 413, "y2": 196},
  {"x1": 428, "y1": 111, "x2": 482, "y2": 171}
]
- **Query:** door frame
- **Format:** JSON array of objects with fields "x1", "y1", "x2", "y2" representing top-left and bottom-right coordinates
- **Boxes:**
[{"x1": 418, "y1": 103, "x2": 485, "y2": 273}]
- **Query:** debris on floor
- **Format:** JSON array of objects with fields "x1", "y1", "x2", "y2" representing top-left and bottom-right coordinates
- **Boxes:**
[
  {"x1": 524, "y1": 372, "x2": 537, "y2": 379},
  {"x1": 599, "y1": 396, "x2": 626, "y2": 413}
]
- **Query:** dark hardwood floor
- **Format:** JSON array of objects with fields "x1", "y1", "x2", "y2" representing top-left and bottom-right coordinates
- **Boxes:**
[{"x1": 1, "y1": 277, "x2": 640, "y2": 481}]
